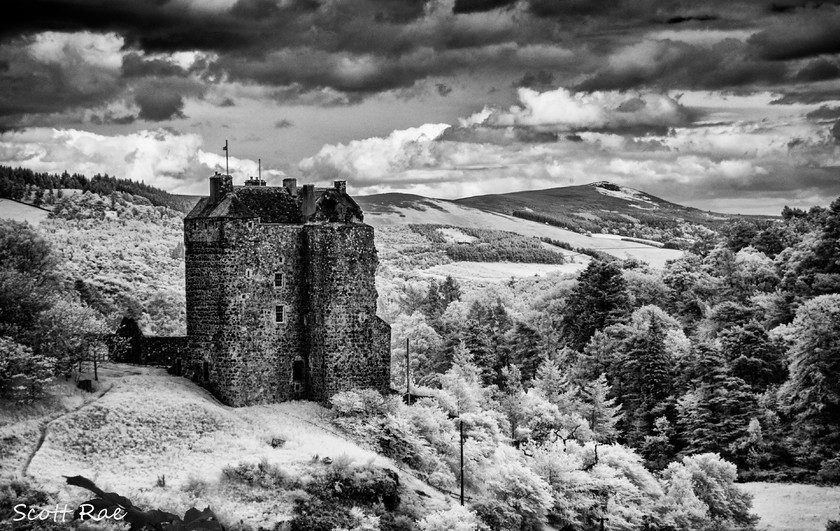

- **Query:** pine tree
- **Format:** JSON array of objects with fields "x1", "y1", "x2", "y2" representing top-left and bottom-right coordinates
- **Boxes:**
[
  {"x1": 777, "y1": 294, "x2": 840, "y2": 468},
  {"x1": 580, "y1": 373, "x2": 622, "y2": 442},
  {"x1": 499, "y1": 364, "x2": 527, "y2": 442},
  {"x1": 718, "y1": 320, "x2": 786, "y2": 391},
  {"x1": 505, "y1": 321, "x2": 543, "y2": 384},
  {"x1": 677, "y1": 344, "x2": 757, "y2": 466},
  {"x1": 617, "y1": 313, "x2": 675, "y2": 445},
  {"x1": 559, "y1": 260, "x2": 630, "y2": 350}
]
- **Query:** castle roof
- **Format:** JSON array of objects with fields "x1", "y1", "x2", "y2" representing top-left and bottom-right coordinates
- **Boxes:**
[{"x1": 186, "y1": 175, "x2": 364, "y2": 224}]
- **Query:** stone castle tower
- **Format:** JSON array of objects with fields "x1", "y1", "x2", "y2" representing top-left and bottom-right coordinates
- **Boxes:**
[{"x1": 183, "y1": 173, "x2": 391, "y2": 406}]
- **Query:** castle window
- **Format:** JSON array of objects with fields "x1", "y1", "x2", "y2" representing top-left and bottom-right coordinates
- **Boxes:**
[
  {"x1": 274, "y1": 272, "x2": 285, "y2": 288},
  {"x1": 245, "y1": 268, "x2": 252, "y2": 279},
  {"x1": 247, "y1": 221, "x2": 255, "y2": 230},
  {"x1": 279, "y1": 256, "x2": 285, "y2": 264},
  {"x1": 203, "y1": 361, "x2": 210, "y2": 381},
  {"x1": 275, "y1": 304, "x2": 286, "y2": 324}
]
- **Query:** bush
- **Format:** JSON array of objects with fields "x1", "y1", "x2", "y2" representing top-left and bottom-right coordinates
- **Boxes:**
[
  {"x1": 331, "y1": 389, "x2": 388, "y2": 417},
  {"x1": 221, "y1": 459, "x2": 295, "y2": 490},
  {"x1": 661, "y1": 453, "x2": 758, "y2": 531},
  {"x1": 818, "y1": 458, "x2": 840, "y2": 484},
  {"x1": 0, "y1": 337, "x2": 55, "y2": 400},
  {"x1": 418, "y1": 505, "x2": 480, "y2": 531},
  {"x1": 289, "y1": 461, "x2": 402, "y2": 531}
]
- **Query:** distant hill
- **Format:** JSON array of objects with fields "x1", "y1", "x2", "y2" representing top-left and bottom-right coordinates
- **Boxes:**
[
  {"x1": 0, "y1": 166, "x2": 196, "y2": 213},
  {"x1": 355, "y1": 193, "x2": 684, "y2": 268},
  {"x1": 455, "y1": 181, "x2": 767, "y2": 230}
]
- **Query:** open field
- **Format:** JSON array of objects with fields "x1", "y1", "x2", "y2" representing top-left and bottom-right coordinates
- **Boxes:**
[
  {"x1": 420, "y1": 260, "x2": 587, "y2": 282},
  {"x1": 0, "y1": 198, "x2": 50, "y2": 225},
  {"x1": 742, "y1": 482, "x2": 840, "y2": 531}
]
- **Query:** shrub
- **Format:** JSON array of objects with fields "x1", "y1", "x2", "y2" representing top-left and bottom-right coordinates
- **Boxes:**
[
  {"x1": 289, "y1": 462, "x2": 403, "y2": 531},
  {"x1": 331, "y1": 389, "x2": 388, "y2": 417},
  {"x1": 0, "y1": 337, "x2": 55, "y2": 400},
  {"x1": 221, "y1": 459, "x2": 295, "y2": 490},
  {"x1": 661, "y1": 453, "x2": 758, "y2": 531},
  {"x1": 818, "y1": 458, "x2": 840, "y2": 484},
  {"x1": 418, "y1": 505, "x2": 479, "y2": 531}
]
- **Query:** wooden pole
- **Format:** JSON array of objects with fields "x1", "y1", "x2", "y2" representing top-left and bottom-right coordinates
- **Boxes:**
[
  {"x1": 460, "y1": 418, "x2": 465, "y2": 506},
  {"x1": 405, "y1": 338, "x2": 411, "y2": 405}
]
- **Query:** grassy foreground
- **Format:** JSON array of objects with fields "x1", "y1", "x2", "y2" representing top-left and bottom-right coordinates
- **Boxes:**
[
  {"x1": 1, "y1": 364, "x2": 447, "y2": 529},
  {"x1": 740, "y1": 482, "x2": 840, "y2": 531}
]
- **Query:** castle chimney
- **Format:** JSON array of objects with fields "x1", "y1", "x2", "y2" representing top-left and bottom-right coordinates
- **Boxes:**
[
  {"x1": 334, "y1": 180, "x2": 347, "y2": 194},
  {"x1": 283, "y1": 178, "x2": 298, "y2": 196},
  {"x1": 301, "y1": 184, "x2": 316, "y2": 220},
  {"x1": 220, "y1": 174, "x2": 234, "y2": 197},
  {"x1": 210, "y1": 173, "x2": 221, "y2": 203}
]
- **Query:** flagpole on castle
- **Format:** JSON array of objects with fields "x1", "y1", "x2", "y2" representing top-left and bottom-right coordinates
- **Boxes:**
[{"x1": 223, "y1": 140, "x2": 229, "y2": 176}]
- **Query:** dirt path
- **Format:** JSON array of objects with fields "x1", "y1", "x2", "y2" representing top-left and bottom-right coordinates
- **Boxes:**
[{"x1": 18, "y1": 382, "x2": 114, "y2": 477}]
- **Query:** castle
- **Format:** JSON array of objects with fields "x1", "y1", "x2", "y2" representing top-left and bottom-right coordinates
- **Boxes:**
[{"x1": 182, "y1": 173, "x2": 391, "y2": 406}]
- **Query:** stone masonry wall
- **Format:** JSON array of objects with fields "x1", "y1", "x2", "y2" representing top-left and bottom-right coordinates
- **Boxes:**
[
  {"x1": 184, "y1": 218, "x2": 223, "y2": 385},
  {"x1": 185, "y1": 208, "x2": 391, "y2": 406},
  {"x1": 304, "y1": 223, "x2": 390, "y2": 402},
  {"x1": 214, "y1": 220, "x2": 307, "y2": 406}
]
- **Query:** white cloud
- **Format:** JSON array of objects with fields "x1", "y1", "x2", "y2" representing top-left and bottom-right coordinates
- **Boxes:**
[
  {"x1": 299, "y1": 123, "x2": 450, "y2": 183},
  {"x1": 27, "y1": 31, "x2": 125, "y2": 70},
  {"x1": 469, "y1": 87, "x2": 689, "y2": 130},
  {"x1": 0, "y1": 127, "x2": 282, "y2": 195},
  {"x1": 296, "y1": 86, "x2": 840, "y2": 211}
]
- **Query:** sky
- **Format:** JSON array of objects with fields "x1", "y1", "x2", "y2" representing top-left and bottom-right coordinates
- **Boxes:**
[{"x1": 0, "y1": 0, "x2": 839, "y2": 214}]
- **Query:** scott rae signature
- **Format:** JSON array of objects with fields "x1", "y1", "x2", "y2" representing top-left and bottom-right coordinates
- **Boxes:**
[{"x1": 12, "y1": 503, "x2": 127, "y2": 523}]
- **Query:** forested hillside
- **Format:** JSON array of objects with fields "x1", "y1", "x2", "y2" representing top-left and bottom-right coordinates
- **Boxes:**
[
  {"x1": 2, "y1": 174, "x2": 840, "y2": 530},
  {"x1": 0, "y1": 165, "x2": 196, "y2": 212}
]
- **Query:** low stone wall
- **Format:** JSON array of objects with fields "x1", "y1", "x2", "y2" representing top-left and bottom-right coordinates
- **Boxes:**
[
  {"x1": 106, "y1": 333, "x2": 187, "y2": 368},
  {"x1": 142, "y1": 336, "x2": 188, "y2": 367}
]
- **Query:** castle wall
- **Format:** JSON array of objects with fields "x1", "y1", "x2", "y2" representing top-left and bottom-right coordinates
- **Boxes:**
[
  {"x1": 304, "y1": 223, "x2": 390, "y2": 402},
  {"x1": 184, "y1": 182, "x2": 391, "y2": 407},
  {"x1": 184, "y1": 218, "x2": 224, "y2": 387},
  {"x1": 186, "y1": 217, "x2": 310, "y2": 406}
]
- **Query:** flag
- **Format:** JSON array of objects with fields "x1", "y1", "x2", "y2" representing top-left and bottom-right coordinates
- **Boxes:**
[{"x1": 222, "y1": 145, "x2": 227, "y2": 151}]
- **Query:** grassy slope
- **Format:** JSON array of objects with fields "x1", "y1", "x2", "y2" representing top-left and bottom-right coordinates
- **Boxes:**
[
  {"x1": 361, "y1": 197, "x2": 683, "y2": 268},
  {"x1": 453, "y1": 182, "x2": 742, "y2": 225},
  {"x1": 740, "y1": 482, "x2": 840, "y2": 531},
  {"x1": 0, "y1": 198, "x2": 50, "y2": 226},
  {"x1": 7, "y1": 365, "x2": 447, "y2": 529}
]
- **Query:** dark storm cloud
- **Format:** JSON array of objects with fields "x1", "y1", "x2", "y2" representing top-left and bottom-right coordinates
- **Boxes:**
[
  {"x1": 577, "y1": 39, "x2": 790, "y2": 92},
  {"x1": 807, "y1": 106, "x2": 840, "y2": 121},
  {"x1": 515, "y1": 70, "x2": 555, "y2": 90},
  {"x1": 795, "y1": 58, "x2": 840, "y2": 82},
  {"x1": 664, "y1": 15, "x2": 719, "y2": 24},
  {"x1": 772, "y1": 90, "x2": 840, "y2": 104},
  {"x1": 133, "y1": 78, "x2": 206, "y2": 121},
  {"x1": 748, "y1": 8, "x2": 840, "y2": 61},
  {"x1": 453, "y1": 0, "x2": 517, "y2": 14},
  {"x1": 0, "y1": 36, "x2": 122, "y2": 118},
  {"x1": 2, "y1": 0, "x2": 840, "y2": 121},
  {"x1": 122, "y1": 53, "x2": 189, "y2": 78}
]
